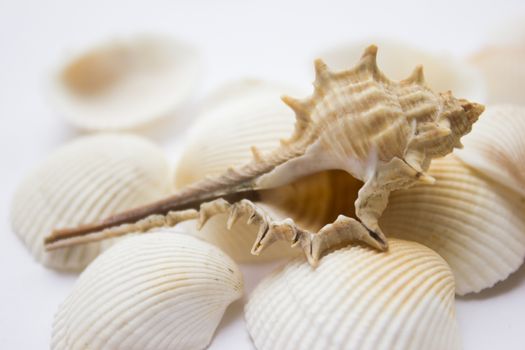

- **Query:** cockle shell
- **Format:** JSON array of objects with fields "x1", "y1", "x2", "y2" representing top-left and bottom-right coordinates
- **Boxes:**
[
  {"x1": 318, "y1": 38, "x2": 486, "y2": 101},
  {"x1": 52, "y1": 231, "x2": 243, "y2": 350},
  {"x1": 48, "y1": 34, "x2": 201, "y2": 130},
  {"x1": 44, "y1": 45, "x2": 483, "y2": 267},
  {"x1": 380, "y1": 154, "x2": 525, "y2": 295},
  {"x1": 10, "y1": 133, "x2": 172, "y2": 271},
  {"x1": 456, "y1": 105, "x2": 525, "y2": 197},
  {"x1": 245, "y1": 239, "x2": 460, "y2": 350},
  {"x1": 469, "y1": 46, "x2": 525, "y2": 105},
  {"x1": 175, "y1": 80, "x2": 302, "y2": 262},
  {"x1": 175, "y1": 79, "x2": 302, "y2": 187}
]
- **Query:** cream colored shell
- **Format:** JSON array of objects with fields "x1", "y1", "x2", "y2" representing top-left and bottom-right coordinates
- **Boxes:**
[
  {"x1": 48, "y1": 34, "x2": 201, "y2": 130},
  {"x1": 318, "y1": 38, "x2": 486, "y2": 102},
  {"x1": 52, "y1": 231, "x2": 243, "y2": 350},
  {"x1": 43, "y1": 46, "x2": 483, "y2": 267},
  {"x1": 381, "y1": 154, "x2": 525, "y2": 295},
  {"x1": 245, "y1": 239, "x2": 460, "y2": 350},
  {"x1": 175, "y1": 79, "x2": 302, "y2": 186},
  {"x1": 469, "y1": 46, "x2": 525, "y2": 105},
  {"x1": 456, "y1": 105, "x2": 525, "y2": 197},
  {"x1": 175, "y1": 80, "x2": 302, "y2": 262},
  {"x1": 10, "y1": 133, "x2": 172, "y2": 271}
]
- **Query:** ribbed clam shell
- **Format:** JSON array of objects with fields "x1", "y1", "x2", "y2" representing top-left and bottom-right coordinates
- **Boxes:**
[
  {"x1": 381, "y1": 154, "x2": 525, "y2": 295},
  {"x1": 175, "y1": 79, "x2": 301, "y2": 187},
  {"x1": 52, "y1": 231, "x2": 243, "y2": 350},
  {"x1": 245, "y1": 239, "x2": 460, "y2": 350},
  {"x1": 318, "y1": 38, "x2": 486, "y2": 101},
  {"x1": 48, "y1": 34, "x2": 201, "y2": 130},
  {"x1": 175, "y1": 79, "x2": 302, "y2": 262},
  {"x1": 10, "y1": 133, "x2": 172, "y2": 271},
  {"x1": 469, "y1": 46, "x2": 525, "y2": 104},
  {"x1": 456, "y1": 105, "x2": 525, "y2": 197}
]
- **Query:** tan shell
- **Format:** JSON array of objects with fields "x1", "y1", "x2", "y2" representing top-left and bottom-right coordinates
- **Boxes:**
[
  {"x1": 469, "y1": 46, "x2": 525, "y2": 105},
  {"x1": 48, "y1": 34, "x2": 201, "y2": 130},
  {"x1": 10, "y1": 133, "x2": 172, "y2": 271},
  {"x1": 44, "y1": 45, "x2": 483, "y2": 266},
  {"x1": 381, "y1": 154, "x2": 525, "y2": 295},
  {"x1": 245, "y1": 239, "x2": 460, "y2": 350},
  {"x1": 175, "y1": 80, "x2": 302, "y2": 262},
  {"x1": 318, "y1": 38, "x2": 486, "y2": 101},
  {"x1": 52, "y1": 231, "x2": 243, "y2": 350},
  {"x1": 456, "y1": 105, "x2": 525, "y2": 197}
]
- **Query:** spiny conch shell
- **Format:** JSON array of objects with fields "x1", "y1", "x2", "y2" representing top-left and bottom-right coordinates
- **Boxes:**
[
  {"x1": 245, "y1": 239, "x2": 461, "y2": 350},
  {"x1": 48, "y1": 34, "x2": 201, "y2": 130},
  {"x1": 380, "y1": 154, "x2": 525, "y2": 295},
  {"x1": 10, "y1": 133, "x2": 172, "y2": 271},
  {"x1": 317, "y1": 38, "x2": 486, "y2": 102},
  {"x1": 175, "y1": 79, "x2": 303, "y2": 262},
  {"x1": 456, "y1": 105, "x2": 525, "y2": 198},
  {"x1": 44, "y1": 45, "x2": 484, "y2": 267},
  {"x1": 52, "y1": 231, "x2": 243, "y2": 350},
  {"x1": 469, "y1": 45, "x2": 525, "y2": 105}
]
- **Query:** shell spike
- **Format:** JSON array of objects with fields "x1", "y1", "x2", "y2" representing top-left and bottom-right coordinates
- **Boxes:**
[
  {"x1": 314, "y1": 58, "x2": 330, "y2": 84},
  {"x1": 281, "y1": 95, "x2": 312, "y2": 134},
  {"x1": 404, "y1": 64, "x2": 425, "y2": 85},
  {"x1": 250, "y1": 146, "x2": 263, "y2": 162},
  {"x1": 359, "y1": 44, "x2": 379, "y2": 72}
]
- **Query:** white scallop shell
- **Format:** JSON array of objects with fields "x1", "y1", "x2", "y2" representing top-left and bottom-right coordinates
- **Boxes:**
[
  {"x1": 381, "y1": 154, "x2": 525, "y2": 295},
  {"x1": 175, "y1": 79, "x2": 304, "y2": 262},
  {"x1": 456, "y1": 105, "x2": 525, "y2": 197},
  {"x1": 48, "y1": 34, "x2": 201, "y2": 130},
  {"x1": 10, "y1": 133, "x2": 172, "y2": 271},
  {"x1": 175, "y1": 79, "x2": 303, "y2": 187},
  {"x1": 318, "y1": 38, "x2": 486, "y2": 102},
  {"x1": 469, "y1": 46, "x2": 525, "y2": 105},
  {"x1": 245, "y1": 239, "x2": 460, "y2": 350},
  {"x1": 52, "y1": 231, "x2": 243, "y2": 350}
]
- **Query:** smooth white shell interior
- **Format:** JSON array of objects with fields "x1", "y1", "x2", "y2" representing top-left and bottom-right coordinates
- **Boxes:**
[
  {"x1": 317, "y1": 38, "x2": 486, "y2": 102},
  {"x1": 48, "y1": 34, "x2": 202, "y2": 130}
]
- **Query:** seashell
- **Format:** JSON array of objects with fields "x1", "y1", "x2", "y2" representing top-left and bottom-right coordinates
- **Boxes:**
[
  {"x1": 44, "y1": 45, "x2": 484, "y2": 266},
  {"x1": 52, "y1": 231, "x2": 243, "y2": 350},
  {"x1": 317, "y1": 38, "x2": 486, "y2": 102},
  {"x1": 245, "y1": 239, "x2": 461, "y2": 350},
  {"x1": 175, "y1": 79, "x2": 302, "y2": 262},
  {"x1": 10, "y1": 133, "x2": 172, "y2": 271},
  {"x1": 175, "y1": 79, "x2": 302, "y2": 187},
  {"x1": 380, "y1": 154, "x2": 525, "y2": 295},
  {"x1": 469, "y1": 46, "x2": 525, "y2": 105},
  {"x1": 48, "y1": 34, "x2": 201, "y2": 130},
  {"x1": 456, "y1": 105, "x2": 525, "y2": 197}
]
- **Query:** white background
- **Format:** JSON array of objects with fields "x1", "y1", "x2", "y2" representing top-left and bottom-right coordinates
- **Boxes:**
[{"x1": 1, "y1": 0, "x2": 525, "y2": 349}]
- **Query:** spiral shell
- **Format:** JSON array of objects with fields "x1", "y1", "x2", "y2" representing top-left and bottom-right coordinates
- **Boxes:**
[
  {"x1": 52, "y1": 231, "x2": 243, "y2": 350},
  {"x1": 44, "y1": 46, "x2": 483, "y2": 267},
  {"x1": 245, "y1": 239, "x2": 460, "y2": 350},
  {"x1": 10, "y1": 133, "x2": 172, "y2": 271},
  {"x1": 48, "y1": 34, "x2": 201, "y2": 130},
  {"x1": 381, "y1": 154, "x2": 525, "y2": 295},
  {"x1": 318, "y1": 38, "x2": 486, "y2": 101}
]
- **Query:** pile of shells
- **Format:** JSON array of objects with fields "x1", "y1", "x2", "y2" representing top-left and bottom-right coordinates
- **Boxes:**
[{"x1": 10, "y1": 31, "x2": 525, "y2": 349}]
